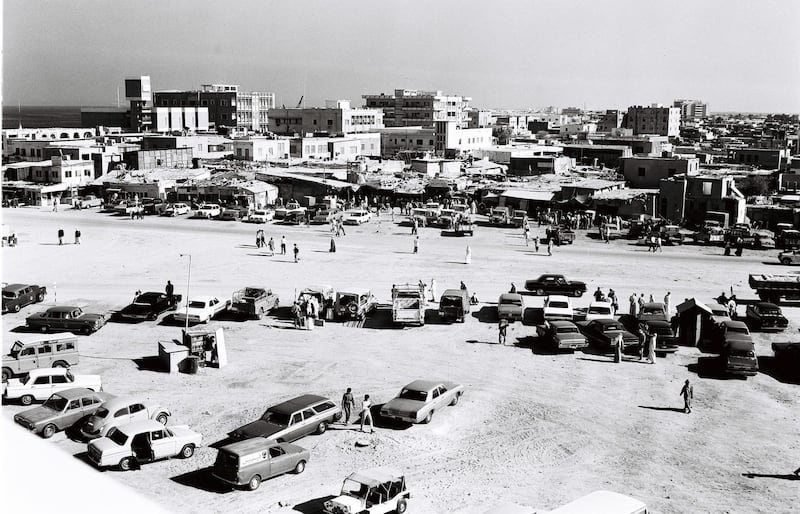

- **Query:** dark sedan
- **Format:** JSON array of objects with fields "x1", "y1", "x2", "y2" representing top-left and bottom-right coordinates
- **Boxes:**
[
  {"x1": 745, "y1": 302, "x2": 788, "y2": 332},
  {"x1": 2, "y1": 283, "x2": 46, "y2": 314},
  {"x1": 26, "y1": 306, "x2": 107, "y2": 334},
  {"x1": 115, "y1": 292, "x2": 181, "y2": 322},
  {"x1": 577, "y1": 318, "x2": 639, "y2": 350}
]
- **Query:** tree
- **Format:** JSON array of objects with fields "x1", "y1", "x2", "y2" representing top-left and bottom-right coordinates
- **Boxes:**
[{"x1": 736, "y1": 175, "x2": 773, "y2": 197}]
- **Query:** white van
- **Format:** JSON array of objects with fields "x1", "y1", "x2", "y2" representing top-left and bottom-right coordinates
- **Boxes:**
[{"x1": 548, "y1": 491, "x2": 647, "y2": 514}]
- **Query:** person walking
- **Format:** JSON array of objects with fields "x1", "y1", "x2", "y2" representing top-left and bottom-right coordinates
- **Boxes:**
[
  {"x1": 291, "y1": 301, "x2": 302, "y2": 329},
  {"x1": 609, "y1": 289, "x2": 618, "y2": 314},
  {"x1": 523, "y1": 225, "x2": 530, "y2": 246},
  {"x1": 680, "y1": 379, "x2": 693, "y2": 413},
  {"x1": 411, "y1": 219, "x2": 418, "y2": 235},
  {"x1": 465, "y1": 244, "x2": 472, "y2": 264},
  {"x1": 360, "y1": 394, "x2": 374, "y2": 433},
  {"x1": 338, "y1": 220, "x2": 346, "y2": 236},
  {"x1": 341, "y1": 388, "x2": 355, "y2": 424},
  {"x1": 647, "y1": 331, "x2": 657, "y2": 364},
  {"x1": 413, "y1": 235, "x2": 419, "y2": 254},
  {"x1": 165, "y1": 280, "x2": 174, "y2": 303},
  {"x1": 305, "y1": 300, "x2": 315, "y2": 331},
  {"x1": 293, "y1": 243, "x2": 299, "y2": 263},
  {"x1": 57, "y1": 228, "x2": 64, "y2": 245},
  {"x1": 533, "y1": 234, "x2": 539, "y2": 252},
  {"x1": 280, "y1": 236, "x2": 287, "y2": 255},
  {"x1": 613, "y1": 334, "x2": 623, "y2": 363},
  {"x1": 498, "y1": 318, "x2": 509, "y2": 345},
  {"x1": 638, "y1": 322, "x2": 648, "y2": 360},
  {"x1": 664, "y1": 291, "x2": 672, "y2": 317},
  {"x1": 259, "y1": 230, "x2": 266, "y2": 248},
  {"x1": 267, "y1": 237, "x2": 275, "y2": 255},
  {"x1": 547, "y1": 237, "x2": 553, "y2": 256},
  {"x1": 74, "y1": 229, "x2": 81, "y2": 245},
  {"x1": 430, "y1": 278, "x2": 437, "y2": 302},
  {"x1": 256, "y1": 230, "x2": 262, "y2": 248},
  {"x1": 629, "y1": 293, "x2": 638, "y2": 316},
  {"x1": 329, "y1": 237, "x2": 336, "y2": 253}
]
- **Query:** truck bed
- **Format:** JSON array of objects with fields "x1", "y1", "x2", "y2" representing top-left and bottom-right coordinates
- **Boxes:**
[{"x1": 749, "y1": 274, "x2": 800, "y2": 289}]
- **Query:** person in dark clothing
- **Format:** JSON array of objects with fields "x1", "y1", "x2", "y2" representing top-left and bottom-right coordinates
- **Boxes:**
[
  {"x1": 509, "y1": 283, "x2": 517, "y2": 293},
  {"x1": 293, "y1": 243, "x2": 299, "y2": 262},
  {"x1": 57, "y1": 228, "x2": 64, "y2": 245},
  {"x1": 329, "y1": 237, "x2": 336, "y2": 253},
  {"x1": 165, "y1": 280, "x2": 174, "y2": 302},
  {"x1": 74, "y1": 229, "x2": 81, "y2": 244},
  {"x1": 498, "y1": 318, "x2": 509, "y2": 345},
  {"x1": 460, "y1": 281, "x2": 467, "y2": 291},
  {"x1": 680, "y1": 379, "x2": 693, "y2": 413},
  {"x1": 341, "y1": 388, "x2": 355, "y2": 424}
]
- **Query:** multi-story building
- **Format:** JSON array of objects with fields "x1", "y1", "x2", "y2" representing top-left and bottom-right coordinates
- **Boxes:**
[
  {"x1": 434, "y1": 121, "x2": 492, "y2": 157},
  {"x1": 728, "y1": 147, "x2": 790, "y2": 170},
  {"x1": 621, "y1": 155, "x2": 700, "y2": 188},
  {"x1": 623, "y1": 105, "x2": 681, "y2": 137},
  {"x1": 659, "y1": 175, "x2": 745, "y2": 225},
  {"x1": 363, "y1": 89, "x2": 471, "y2": 128},
  {"x1": 233, "y1": 137, "x2": 291, "y2": 161},
  {"x1": 237, "y1": 91, "x2": 275, "y2": 133},
  {"x1": 597, "y1": 110, "x2": 624, "y2": 133},
  {"x1": 673, "y1": 99, "x2": 708, "y2": 120},
  {"x1": 268, "y1": 100, "x2": 384, "y2": 136},
  {"x1": 154, "y1": 84, "x2": 237, "y2": 131}
]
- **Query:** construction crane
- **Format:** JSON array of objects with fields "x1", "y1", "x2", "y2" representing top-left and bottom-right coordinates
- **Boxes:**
[{"x1": 296, "y1": 95, "x2": 304, "y2": 108}]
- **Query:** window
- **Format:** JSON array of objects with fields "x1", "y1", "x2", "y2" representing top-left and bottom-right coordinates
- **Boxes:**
[
  {"x1": 702, "y1": 182, "x2": 713, "y2": 196},
  {"x1": 416, "y1": 139, "x2": 423, "y2": 145},
  {"x1": 151, "y1": 429, "x2": 165, "y2": 441},
  {"x1": 51, "y1": 375, "x2": 68, "y2": 384},
  {"x1": 68, "y1": 399, "x2": 81, "y2": 410},
  {"x1": 269, "y1": 446, "x2": 285, "y2": 458},
  {"x1": 130, "y1": 404, "x2": 145, "y2": 414},
  {"x1": 313, "y1": 401, "x2": 335, "y2": 413},
  {"x1": 327, "y1": 120, "x2": 333, "y2": 126},
  {"x1": 56, "y1": 342, "x2": 75, "y2": 351},
  {"x1": 82, "y1": 396, "x2": 99, "y2": 407},
  {"x1": 638, "y1": 167, "x2": 646, "y2": 177},
  {"x1": 115, "y1": 408, "x2": 130, "y2": 417},
  {"x1": 221, "y1": 114, "x2": 227, "y2": 121},
  {"x1": 290, "y1": 413, "x2": 302, "y2": 425},
  {"x1": 38, "y1": 345, "x2": 52, "y2": 355},
  {"x1": 302, "y1": 408, "x2": 315, "y2": 419},
  {"x1": 21, "y1": 348, "x2": 35, "y2": 356},
  {"x1": 201, "y1": 100, "x2": 208, "y2": 106},
  {"x1": 432, "y1": 388, "x2": 440, "y2": 399},
  {"x1": 220, "y1": 100, "x2": 227, "y2": 107},
  {"x1": 34, "y1": 376, "x2": 50, "y2": 385}
]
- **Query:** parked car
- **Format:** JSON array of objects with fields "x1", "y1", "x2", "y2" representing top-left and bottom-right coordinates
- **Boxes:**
[
  {"x1": 618, "y1": 315, "x2": 679, "y2": 356},
  {"x1": 230, "y1": 287, "x2": 279, "y2": 319},
  {"x1": 334, "y1": 289, "x2": 378, "y2": 321},
  {"x1": 229, "y1": 394, "x2": 342, "y2": 441},
  {"x1": 2, "y1": 333, "x2": 79, "y2": 382},
  {"x1": 3, "y1": 367, "x2": 102, "y2": 405},
  {"x1": 161, "y1": 203, "x2": 190, "y2": 216},
  {"x1": 87, "y1": 419, "x2": 202, "y2": 471},
  {"x1": 578, "y1": 319, "x2": 639, "y2": 350},
  {"x1": 244, "y1": 209, "x2": 274, "y2": 223},
  {"x1": 536, "y1": 320, "x2": 588, "y2": 351},
  {"x1": 778, "y1": 249, "x2": 800, "y2": 265},
  {"x1": 116, "y1": 291, "x2": 182, "y2": 322},
  {"x1": 142, "y1": 198, "x2": 166, "y2": 215},
  {"x1": 524, "y1": 274, "x2": 587, "y2": 297},
  {"x1": 713, "y1": 320, "x2": 752, "y2": 349},
  {"x1": 218, "y1": 208, "x2": 245, "y2": 221},
  {"x1": 489, "y1": 206, "x2": 511, "y2": 225},
  {"x1": 173, "y1": 296, "x2": 230, "y2": 324},
  {"x1": 543, "y1": 295, "x2": 573, "y2": 321},
  {"x1": 638, "y1": 302, "x2": 668, "y2": 322},
  {"x1": 391, "y1": 283, "x2": 426, "y2": 326},
  {"x1": 585, "y1": 301, "x2": 614, "y2": 321},
  {"x1": 80, "y1": 396, "x2": 171, "y2": 440},
  {"x1": 194, "y1": 203, "x2": 222, "y2": 218},
  {"x1": 745, "y1": 302, "x2": 788, "y2": 332},
  {"x1": 497, "y1": 293, "x2": 524, "y2": 321},
  {"x1": 312, "y1": 209, "x2": 336, "y2": 224},
  {"x1": 511, "y1": 210, "x2": 528, "y2": 228},
  {"x1": 25, "y1": 306, "x2": 107, "y2": 334},
  {"x1": 282, "y1": 210, "x2": 307, "y2": 225},
  {"x1": 2, "y1": 283, "x2": 47, "y2": 314},
  {"x1": 380, "y1": 380, "x2": 464, "y2": 424},
  {"x1": 213, "y1": 439, "x2": 309, "y2": 491},
  {"x1": 323, "y1": 468, "x2": 411, "y2": 514},
  {"x1": 438, "y1": 288, "x2": 470, "y2": 323},
  {"x1": 705, "y1": 300, "x2": 731, "y2": 325},
  {"x1": 718, "y1": 340, "x2": 759, "y2": 377},
  {"x1": 73, "y1": 195, "x2": 103, "y2": 209},
  {"x1": 14, "y1": 388, "x2": 112, "y2": 438},
  {"x1": 342, "y1": 209, "x2": 372, "y2": 225}
]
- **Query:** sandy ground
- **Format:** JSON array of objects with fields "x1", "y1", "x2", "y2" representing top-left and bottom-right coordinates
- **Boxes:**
[{"x1": 1, "y1": 207, "x2": 798, "y2": 514}]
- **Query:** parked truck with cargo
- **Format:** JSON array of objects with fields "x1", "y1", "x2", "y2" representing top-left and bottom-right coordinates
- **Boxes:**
[
  {"x1": 230, "y1": 287, "x2": 279, "y2": 319},
  {"x1": 391, "y1": 283, "x2": 427, "y2": 326},
  {"x1": 748, "y1": 274, "x2": 800, "y2": 303}
]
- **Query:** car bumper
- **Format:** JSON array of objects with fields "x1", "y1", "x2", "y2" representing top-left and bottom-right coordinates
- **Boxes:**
[
  {"x1": 13, "y1": 416, "x2": 36, "y2": 431},
  {"x1": 380, "y1": 411, "x2": 418, "y2": 423},
  {"x1": 557, "y1": 340, "x2": 588, "y2": 350}
]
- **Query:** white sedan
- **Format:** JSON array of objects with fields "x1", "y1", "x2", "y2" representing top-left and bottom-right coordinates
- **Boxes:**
[
  {"x1": 245, "y1": 209, "x2": 274, "y2": 223},
  {"x1": 162, "y1": 203, "x2": 190, "y2": 216},
  {"x1": 585, "y1": 301, "x2": 615, "y2": 321},
  {"x1": 342, "y1": 209, "x2": 372, "y2": 225},
  {"x1": 173, "y1": 296, "x2": 230, "y2": 324},
  {"x1": 543, "y1": 295, "x2": 573, "y2": 321}
]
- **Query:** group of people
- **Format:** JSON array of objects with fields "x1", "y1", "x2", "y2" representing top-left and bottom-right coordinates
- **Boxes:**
[
  {"x1": 593, "y1": 287, "x2": 620, "y2": 313},
  {"x1": 252, "y1": 232, "x2": 298, "y2": 261},
  {"x1": 56, "y1": 228, "x2": 81, "y2": 245},
  {"x1": 340, "y1": 388, "x2": 374, "y2": 433},
  {"x1": 628, "y1": 291, "x2": 673, "y2": 317},
  {"x1": 291, "y1": 293, "x2": 327, "y2": 330}
]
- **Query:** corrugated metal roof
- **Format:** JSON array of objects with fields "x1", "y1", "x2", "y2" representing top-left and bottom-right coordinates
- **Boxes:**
[{"x1": 500, "y1": 189, "x2": 555, "y2": 201}]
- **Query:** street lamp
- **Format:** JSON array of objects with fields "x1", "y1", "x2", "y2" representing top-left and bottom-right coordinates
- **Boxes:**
[{"x1": 179, "y1": 253, "x2": 191, "y2": 333}]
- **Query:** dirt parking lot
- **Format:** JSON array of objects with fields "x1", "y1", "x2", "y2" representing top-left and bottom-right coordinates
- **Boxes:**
[{"x1": 2, "y1": 208, "x2": 798, "y2": 513}]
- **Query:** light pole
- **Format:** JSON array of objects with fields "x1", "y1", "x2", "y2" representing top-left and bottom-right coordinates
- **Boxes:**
[{"x1": 179, "y1": 253, "x2": 191, "y2": 333}]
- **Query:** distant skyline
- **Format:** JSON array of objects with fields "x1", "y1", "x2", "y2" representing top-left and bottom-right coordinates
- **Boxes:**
[{"x1": 3, "y1": 0, "x2": 799, "y2": 113}]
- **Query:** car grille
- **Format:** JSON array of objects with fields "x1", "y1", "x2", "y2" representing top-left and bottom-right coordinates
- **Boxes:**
[{"x1": 14, "y1": 417, "x2": 33, "y2": 430}]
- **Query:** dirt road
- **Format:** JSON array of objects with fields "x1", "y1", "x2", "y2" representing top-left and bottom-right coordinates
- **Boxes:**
[{"x1": 2, "y1": 208, "x2": 798, "y2": 513}]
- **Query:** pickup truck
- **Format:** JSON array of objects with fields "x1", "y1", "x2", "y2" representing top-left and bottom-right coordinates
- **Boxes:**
[
  {"x1": 391, "y1": 283, "x2": 426, "y2": 326},
  {"x1": 230, "y1": 287, "x2": 279, "y2": 319},
  {"x1": 380, "y1": 380, "x2": 464, "y2": 424},
  {"x1": 489, "y1": 207, "x2": 511, "y2": 225},
  {"x1": 524, "y1": 274, "x2": 587, "y2": 297},
  {"x1": 73, "y1": 195, "x2": 103, "y2": 209}
]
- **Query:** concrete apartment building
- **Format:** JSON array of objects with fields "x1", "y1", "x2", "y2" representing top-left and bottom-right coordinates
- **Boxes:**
[
  {"x1": 623, "y1": 105, "x2": 681, "y2": 137},
  {"x1": 621, "y1": 155, "x2": 700, "y2": 188},
  {"x1": 659, "y1": 175, "x2": 745, "y2": 225},
  {"x1": 596, "y1": 110, "x2": 624, "y2": 133},
  {"x1": 141, "y1": 134, "x2": 232, "y2": 159},
  {"x1": 673, "y1": 99, "x2": 708, "y2": 120},
  {"x1": 434, "y1": 121, "x2": 492, "y2": 156},
  {"x1": 237, "y1": 91, "x2": 275, "y2": 133},
  {"x1": 561, "y1": 144, "x2": 633, "y2": 168},
  {"x1": 728, "y1": 147, "x2": 791, "y2": 170},
  {"x1": 363, "y1": 89, "x2": 471, "y2": 128},
  {"x1": 233, "y1": 138, "x2": 291, "y2": 161},
  {"x1": 269, "y1": 100, "x2": 384, "y2": 136}
]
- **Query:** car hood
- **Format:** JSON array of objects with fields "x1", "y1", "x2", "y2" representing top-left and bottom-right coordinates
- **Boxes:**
[
  {"x1": 90, "y1": 436, "x2": 124, "y2": 455},
  {"x1": 230, "y1": 420, "x2": 285, "y2": 439},
  {"x1": 328, "y1": 495, "x2": 364, "y2": 512},
  {"x1": 78, "y1": 314, "x2": 106, "y2": 322},
  {"x1": 382, "y1": 398, "x2": 424, "y2": 413},
  {"x1": 15, "y1": 406, "x2": 61, "y2": 425},
  {"x1": 119, "y1": 304, "x2": 154, "y2": 316}
]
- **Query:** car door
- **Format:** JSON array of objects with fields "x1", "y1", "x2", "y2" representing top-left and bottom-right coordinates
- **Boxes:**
[
  {"x1": 50, "y1": 373, "x2": 70, "y2": 395},
  {"x1": 17, "y1": 346, "x2": 37, "y2": 373},
  {"x1": 22, "y1": 287, "x2": 35, "y2": 307},
  {"x1": 30, "y1": 375, "x2": 53, "y2": 400},
  {"x1": 37, "y1": 344, "x2": 54, "y2": 367},
  {"x1": 149, "y1": 429, "x2": 174, "y2": 460},
  {"x1": 128, "y1": 403, "x2": 149, "y2": 422},
  {"x1": 268, "y1": 445, "x2": 292, "y2": 476},
  {"x1": 61, "y1": 398, "x2": 85, "y2": 428},
  {"x1": 283, "y1": 412, "x2": 305, "y2": 441}
]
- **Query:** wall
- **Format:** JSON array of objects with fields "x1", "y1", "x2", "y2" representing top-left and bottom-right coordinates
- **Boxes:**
[{"x1": 622, "y1": 157, "x2": 699, "y2": 188}]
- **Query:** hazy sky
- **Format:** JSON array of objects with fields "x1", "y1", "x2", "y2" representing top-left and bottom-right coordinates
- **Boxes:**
[{"x1": 3, "y1": 0, "x2": 799, "y2": 112}]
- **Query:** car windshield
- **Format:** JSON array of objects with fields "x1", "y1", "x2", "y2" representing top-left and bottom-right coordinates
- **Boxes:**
[
  {"x1": 260, "y1": 410, "x2": 291, "y2": 426},
  {"x1": 341, "y1": 478, "x2": 369, "y2": 499},
  {"x1": 603, "y1": 324, "x2": 622, "y2": 332},
  {"x1": 107, "y1": 428, "x2": 128, "y2": 446},
  {"x1": 654, "y1": 327, "x2": 673, "y2": 335},
  {"x1": 2, "y1": 291, "x2": 16, "y2": 299},
  {"x1": 556, "y1": 326, "x2": 579, "y2": 334},
  {"x1": 339, "y1": 294, "x2": 358, "y2": 304},
  {"x1": 502, "y1": 298, "x2": 522, "y2": 306},
  {"x1": 727, "y1": 325, "x2": 749, "y2": 334},
  {"x1": 134, "y1": 293, "x2": 159, "y2": 305},
  {"x1": 589, "y1": 306, "x2": 611, "y2": 314},
  {"x1": 43, "y1": 394, "x2": 68, "y2": 411},
  {"x1": 398, "y1": 388, "x2": 428, "y2": 401},
  {"x1": 711, "y1": 308, "x2": 728, "y2": 317},
  {"x1": 188, "y1": 301, "x2": 207, "y2": 309},
  {"x1": 440, "y1": 296, "x2": 461, "y2": 307},
  {"x1": 642, "y1": 307, "x2": 663, "y2": 315},
  {"x1": 94, "y1": 407, "x2": 109, "y2": 419},
  {"x1": 549, "y1": 301, "x2": 569, "y2": 309}
]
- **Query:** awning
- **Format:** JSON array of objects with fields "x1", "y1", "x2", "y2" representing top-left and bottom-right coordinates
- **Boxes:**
[{"x1": 500, "y1": 189, "x2": 555, "y2": 202}]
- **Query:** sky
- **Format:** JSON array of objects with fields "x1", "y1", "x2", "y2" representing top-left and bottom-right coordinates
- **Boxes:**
[{"x1": 2, "y1": 0, "x2": 799, "y2": 113}]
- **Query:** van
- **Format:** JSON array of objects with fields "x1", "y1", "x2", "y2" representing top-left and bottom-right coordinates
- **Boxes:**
[
  {"x1": 212, "y1": 438, "x2": 310, "y2": 491},
  {"x1": 2, "y1": 332, "x2": 79, "y2": 382},
  {"x1": 439, "y1": 289, "x2": 469, "y2": 323},
  {"x1": 548, "y1": 490, "x2": 647, "y2": 514}
]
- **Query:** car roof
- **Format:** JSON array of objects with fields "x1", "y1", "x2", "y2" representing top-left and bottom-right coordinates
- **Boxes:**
[
  {"x1": 402, "y1": 380, "x2": 441, "y2": 391},
  {"x1": 27, "y1": 367, "x2": 69, "y2": 377},
  {"x1": 547, "y1": 295, "x2": 571, "y2": 302},
  {"x1": 3, "y1": 283, "x2": 32, "y2": 292},
  {"x1": 115, "y1": 419, "x2": 166, "y2": 434},
  {"x1": 589, "y1": 301, "x2": 612, "y2": 307},
  {"x1": 219, "y1": 438, "x2": 294, "y2": 456},
  {"x1": 721, "y1": 320, "x2": 748, "y2": 329},
  {"x1": 499, "y1": 293, "x2": 523, "y2": 301},
  {"x1": 594, "y1": 319, "x2": 619, "y2": 326},
  {"x1": 348, "y1": 467, "x2": 404, "y2": 487},
  {"x1": 269, "y1": 394, "x2": 328, "y2": 415},
  {"x1": 10, "y1": 332, "x2": 77, "y2": 345},
  {"x1": 642, "y1": 302, "x2": 665, "y2": 309},
  {"x1": 50, "y1": 387, "x2": 98, "y2": 400},
  {"x1": 548, "y1": 490, "x2": 646, "y2": 514},
  {"x1": 753, "y1": 302, "x2": 779, "y2": 309},
  {"x1": 550, "y1": 320, "x2": 578, "y2": 328},
  {"x1": 338, "y1": 289, "x2": 371, "y2": 295},
  {"x1": 98, "y1": 396, "x2": 151, "y2": 411},
  {"x1": 43, "y1": 306, "x2": 81, "y2": 313}
]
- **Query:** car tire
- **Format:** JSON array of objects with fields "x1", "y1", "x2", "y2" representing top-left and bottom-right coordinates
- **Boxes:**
[
  {"x1": 52, "y1": 360, "x2": 68, "y2": 368},
  {"x1": 247, "y1": 475, "x2": 261, "y2": 491},
  {"x1": 536, "y1": 289, "x2": 544, "y2": 296},
  {"x1": 574, "y1": 289, "x2": 583, "y2": 298},
  {"x1": 782, "y1": 258, "x2": 791, "y2": 265},
  {"x1": 294, "y1": 460, "x2": 306, "y2": 474},
  {"x1": 81, "y1": 326, "x2": 91, "y2": 335},
  {"x1": 119, "y1": 457, "x2": 134, "y2": 471},
  {"x1": 156, "y1": 413, "x2": 169, "y2": 425},
  {"x1": 315, "y1": 422, "x2": 327, "y2": 435},
  {"x1": 1, "y1": 368, "x2": 11, "y2": 382},
  {"x1": 179, "y1": 444, "x2": 195, "y2": 459},
  {"x1": 396, "y1": 498, "x2": 408, "y2": 513},
  {"x1": 11, "y1": 304, "x2": 20, "y2": 313},
  {"x1": 422, "y1": 411, "x2": 434, "y2": 424},
  {"x1": 147, "y1": 313, "x2": 157, "y2": 321},
  {"x1": 41, "y1": 424, "x2": 57, "y2": 439},
  {"x1": 36, "y1": 293, "x2": 45, "y2": 302},
  {"x1": 449, "y1": 394, "x2": 460, "y2": 406},
  {"x1": 20, "y1": 395, "x2": 34, "y2": 406},
  {"x1": 40, "y1": 325, "x2": 50, "y2": 333}
]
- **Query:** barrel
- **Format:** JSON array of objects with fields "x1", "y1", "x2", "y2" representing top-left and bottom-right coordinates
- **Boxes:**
[{"x1": 185, "y1": 356, "x2": 200, "y2": 374}]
